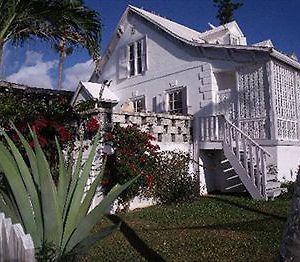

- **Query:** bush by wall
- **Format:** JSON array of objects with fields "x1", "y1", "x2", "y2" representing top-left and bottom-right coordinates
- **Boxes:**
[{"x1": 149, "y1": 151, "x2": 198, "y2": 205}]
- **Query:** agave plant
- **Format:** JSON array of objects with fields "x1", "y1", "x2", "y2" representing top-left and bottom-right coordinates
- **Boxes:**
[{"x1": 0, "y1": 125, "x2": 136, "y2": 259}]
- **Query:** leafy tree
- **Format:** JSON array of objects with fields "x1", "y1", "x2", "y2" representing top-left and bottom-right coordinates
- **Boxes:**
[
  {"x1": 213, "y1": 0, "x2": 243, "y2": 25},
  {"x1": 0, "y1": 0, "x2": 101, "y2": 85}
]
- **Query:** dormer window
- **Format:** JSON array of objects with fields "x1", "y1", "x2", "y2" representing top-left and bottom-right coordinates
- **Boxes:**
[
  {"x1": 230, "y1": 36, "x2": 239, "y2": 45},
  {"x1": 118, "y1": 37, "x2": 147, "y2": 79}
]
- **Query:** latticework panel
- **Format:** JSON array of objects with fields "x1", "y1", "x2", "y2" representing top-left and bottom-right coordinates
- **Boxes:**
[
  {"x1": 273, "y1": 62, "x2": 298, "y2": 140},
  {"x1": 238, "y1": 64, "x2": 267, "y2": 138}
]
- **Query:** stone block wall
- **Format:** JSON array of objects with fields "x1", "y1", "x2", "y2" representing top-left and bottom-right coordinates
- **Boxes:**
[{"x1": 111, "y1": 112, "x2": 192, "y2": 144}]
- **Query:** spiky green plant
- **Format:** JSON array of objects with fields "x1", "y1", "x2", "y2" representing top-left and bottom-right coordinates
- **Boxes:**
[{"x1": 0, "y1": 125, "x2": 136, "y2": 260}]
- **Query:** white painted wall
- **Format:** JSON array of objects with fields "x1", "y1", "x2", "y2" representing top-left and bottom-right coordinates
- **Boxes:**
[
  {"x1": 265, "y1": 144, "x2": 300, "y2": 181},
  {"x1": 97, "y1": 12, "x2": 246, "y2": 117}
]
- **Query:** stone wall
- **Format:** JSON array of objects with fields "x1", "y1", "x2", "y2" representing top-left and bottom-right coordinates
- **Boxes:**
[{"x1": 112, "y1": 112, "x2": 192, "y2": 144}]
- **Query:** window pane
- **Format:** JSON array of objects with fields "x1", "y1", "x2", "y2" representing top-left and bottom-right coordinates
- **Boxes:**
[
  {"x1": 129, "y1": 60, "x2": 135, "y2": 76},
  {"x1": 137, "y1": 57, "x2": 142, "y2": 74},
  {"x1": 133, "y1": 97, "x2": 145, "y2": 112},
  {"x1": 129, "y1": 44, "x2": 134, "y2": 59},
  {"x1": 137, "y1": 41, "x2": 142, "y2": 57},
  {"x1": 168, "y1": 90, "x2": 184, "y2": 114}
]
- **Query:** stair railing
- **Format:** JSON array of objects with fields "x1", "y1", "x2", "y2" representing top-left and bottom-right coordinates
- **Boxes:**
[{"x1": 222, "y1": 115, "x2": 270, "y2": 199}]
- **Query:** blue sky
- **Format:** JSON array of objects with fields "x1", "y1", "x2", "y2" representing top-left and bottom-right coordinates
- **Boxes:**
[{"x1": 3, "y1": 0, "x2": 300, "y2": 90}]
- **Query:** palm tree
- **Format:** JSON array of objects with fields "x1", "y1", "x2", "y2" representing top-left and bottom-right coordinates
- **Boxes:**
[
  {"x1": 52, "y1": 0, "x2": 102, "y2": 89},
  {"x1": 54, "y1": 41, "x2": 74, "y2": 90},
  {"x1": 0, "y1": 0, "x2": 101, "y2": 84}
]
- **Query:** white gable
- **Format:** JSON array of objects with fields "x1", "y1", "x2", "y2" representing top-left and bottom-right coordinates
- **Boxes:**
[{"x1": 81, "y1": 82, "x2": 119, "y2": 102}]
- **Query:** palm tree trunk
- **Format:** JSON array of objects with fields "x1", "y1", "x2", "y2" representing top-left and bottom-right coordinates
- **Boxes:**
[
  {"x1": 278, "y1": 172, "x2": 300, "y2": 260},
  {"x1": 0, "y1": 41, "x2": 4, "y2": 79},
  {"x1": 57, "y1": 40, "x2": 66, "y2": 90}
]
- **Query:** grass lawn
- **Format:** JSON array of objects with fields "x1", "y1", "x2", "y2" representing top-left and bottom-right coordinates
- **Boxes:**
[{"x1": 83, "y1": 194, "x2": 290, "y2": 262}]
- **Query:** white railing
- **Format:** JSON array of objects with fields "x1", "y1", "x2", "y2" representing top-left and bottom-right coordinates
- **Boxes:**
[
  {"x1": 198, "y1": 115, "x2": 270, "y2": 199},
  {"x1": 0, "y1": 213, "x2": 35, "y2": 262},
  {"x1": 223, "y1": 116, "x2": 270, "y2": 199},
  {"x1": 198, "y1": 115, "x2": 226, "y2": 142}
]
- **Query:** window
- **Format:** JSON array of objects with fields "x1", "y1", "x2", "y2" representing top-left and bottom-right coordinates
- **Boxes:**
[
  {"x1": 131, "y1": 96, "x2": 145, "y2": 112},
  {"x1": 230, "y1": 36, "x2": 239, "y2": 45},
  {"x1": 167, "y1": 87, "x2": 187, "y2": 115},
  {"x1": 118, "y1": 38, "x2": 147, "y2": 79}
]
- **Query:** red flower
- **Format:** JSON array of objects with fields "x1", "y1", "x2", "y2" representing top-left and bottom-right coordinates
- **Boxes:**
[
  {"x1": 145, "y1": 175, "x2": 155, "y2": 187},
  {"x1": 57, "y1": 126, "x2": 71, "y2": 142},
  {"x1": 147, "y1": 133, "x2": 156, "y2": 141},
  {"x1": 38, "y1": 136, "x2": 48, "y2": 148},
  {"x1": 86, "y1": 117, "x2": 100, "y2": 133},
  {"x1": 32, "y1": 118, "x2": 49, "y2": 133},
  {"x1": 104, "y1": 132, "x2": 113, "y2": 141},
  {"x1": 101, "y1": 179, "x2": 110, "y2": 186},
  {"x1": 139, "y1": 156, "x2": 147, "y2": 164}
]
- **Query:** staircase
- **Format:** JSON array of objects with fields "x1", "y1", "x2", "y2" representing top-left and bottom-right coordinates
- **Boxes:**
[{"x1": 198, "y1": 115, "x2": 282, "y2": 200}]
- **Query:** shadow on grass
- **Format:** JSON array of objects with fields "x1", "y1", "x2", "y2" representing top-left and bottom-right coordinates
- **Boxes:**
[
  {"x1": 106, "y1": 214, "x2": 165, "y2": 262},
  {"x1": 209, "y1": 195, "x2": 287, "y2": 221},
  {"x1": 144, "y1": 217, "x2": 282, "y2": 233}
]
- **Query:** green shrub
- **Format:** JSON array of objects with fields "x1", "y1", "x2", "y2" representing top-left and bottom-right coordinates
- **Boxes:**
[
  {"x1": 149, "y1": 151, "x2": 198, "y2": 205},
  {"x1": 101, "y1": 125, "x2": 159, "y2": 209},
  {"x1": 280, "y1": 181, "x2": 295, "y2": 199}
]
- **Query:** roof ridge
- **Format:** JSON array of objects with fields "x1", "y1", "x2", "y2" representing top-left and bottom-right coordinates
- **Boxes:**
[{"x1": 128, "y1": 5, "x2": 205, "y2": 43}]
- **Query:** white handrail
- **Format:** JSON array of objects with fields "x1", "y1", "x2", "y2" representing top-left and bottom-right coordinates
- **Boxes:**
[{"x1": 222, "y1": 115, "x2": 271, "y2": 157}]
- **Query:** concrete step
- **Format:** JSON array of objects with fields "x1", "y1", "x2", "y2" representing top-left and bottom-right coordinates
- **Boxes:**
[
  {"x1": 221, "y1": 159, "x2": 229, "y2": 164},
  {"x1": 266, "y1": 181, "x2": 281, "y2": 190},
  {"x1": 226, "y1": 175, "x2": 239, "y2": 181},
  {"x1": 266, "y1": 187, "x2": 283, "y2": 199},
  {"x1": 225, "y1": 183, "x2": 244, "y2": 191},
  {"x1": 223, "y1": 167, "x2": 234, "y2": 173},
  {"x1": 266, "y1": 174, "x2": 277, "y2": 181}
]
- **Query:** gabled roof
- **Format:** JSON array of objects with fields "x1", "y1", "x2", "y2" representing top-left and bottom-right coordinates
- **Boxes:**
[
  {"x1": 91, "y1": 5, "x2": 300, "y2": 79},
  {"x1": 128, "y1": 5, "x2": 205, "y2": 44}
]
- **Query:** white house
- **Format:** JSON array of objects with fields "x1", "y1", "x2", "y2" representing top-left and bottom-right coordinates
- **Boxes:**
[{"x1": 73, "y1": 5, "x2": 300, "y2": 200}]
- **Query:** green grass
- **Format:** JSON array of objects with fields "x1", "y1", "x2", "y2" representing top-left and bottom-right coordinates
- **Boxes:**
[{"x1": 83, "y1": 195, "x2": 290, "y2": 262}]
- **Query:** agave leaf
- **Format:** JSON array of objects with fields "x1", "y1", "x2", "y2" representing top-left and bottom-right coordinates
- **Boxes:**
[
  {"x1": 56, "y1": 137, "x2": 69, "y2": 215},
  {"x1": 62, "y1": 132, "x2": 100, "y2": 247},
  {"x1": 76, "y1": 157, "x2": 107, "y2": 223},
  {"x1": 0, "y1": 142, "x2": 38, "y2": 244},
  {"x1": 0, "y1": 191, "x2": 20, "y2": 223},
  {"x1": 31, "y1": 131, "x2": 63, "y2": 247},
  {"x1": 10, "y1": 122, "x2": 40, "y2": 189},
  {"x1": 2, "y1": 131, "x2": 43, "y2": 246},
  {"x1": 65, "y1": 176, "x2": 139, "y2": 253},
  {"x1": 72, "y1": 223, "x2": 120, "y2": 255},
  {"x1": 63, "y1": 139, "x2": 84, "y2": 220}
]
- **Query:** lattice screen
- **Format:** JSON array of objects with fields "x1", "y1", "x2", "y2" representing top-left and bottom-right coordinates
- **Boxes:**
[
  {"x1": 238, "y1": 64, "x2": 267, "y2": 139},
  {"x1": 273, "y1": 61, "x2": 298, "y2": 140}
]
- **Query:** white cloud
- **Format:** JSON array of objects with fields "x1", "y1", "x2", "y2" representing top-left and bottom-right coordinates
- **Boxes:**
[
  {"x1": 62, "y1": 60, "x2": 95, "y2": 90},
  {"x1": 6, "y1": 51, "x2": 57, "y2": 89}
]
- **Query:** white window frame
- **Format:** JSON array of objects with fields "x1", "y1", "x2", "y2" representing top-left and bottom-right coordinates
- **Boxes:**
[
  {"x1": 166, "y1": 86, "x2": 187, "y2": 115},
  {"x1": 127, "y1": 38, "x2": 146, "y2": 77},
  {"x1": 131, "y1": 95, "x2": 146, "y2": 112}
]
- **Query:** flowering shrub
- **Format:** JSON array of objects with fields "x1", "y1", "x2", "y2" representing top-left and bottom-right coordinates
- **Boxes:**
[
  {"x1": 84, "y1": 116, "x2": 101, "y2": 139},
  {"x1": 101, "y1": 125, "x2": 160, "y2": 208},
  {"x1": 149, "y1": 151, "x2": 198, "y2": 205}
]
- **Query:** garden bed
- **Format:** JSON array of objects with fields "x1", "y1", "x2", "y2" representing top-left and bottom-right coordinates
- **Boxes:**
[{"x1": 83, "y1": 194, "x2": 290, "y2": 261}]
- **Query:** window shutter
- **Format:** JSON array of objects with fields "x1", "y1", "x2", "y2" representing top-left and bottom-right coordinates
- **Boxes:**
[
  {"x1": 118, "y1": 46, "x2": 128, "y2": 79},
  {"x1": 182, "y1": 86, "x2": 188, "y2": 115},
  {"x1": 141, "y1": 37, "x2": 147, "y2": 73}
]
